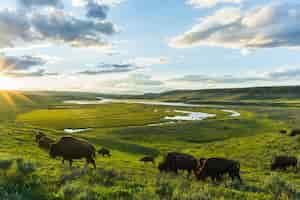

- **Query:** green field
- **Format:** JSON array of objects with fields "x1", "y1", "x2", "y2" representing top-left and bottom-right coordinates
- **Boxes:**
[{"x1": 1, "y1": 88, "x2": 300, "y2": 199}]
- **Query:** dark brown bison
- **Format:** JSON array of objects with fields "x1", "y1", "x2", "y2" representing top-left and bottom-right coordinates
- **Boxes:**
[
  {"x1": 158, "y1": 152, "x2": 197, "y2": 175},
  {"x1": 50, "y1": 137, "x2": 96, "y2": 169},
  {"x1": 195, "y1": 158, "x2": 242, "y2": 183},
  {"x1": 98, "y1": 148, "x2": 111, "y2": 157},
  {"x1": 38, "y1": 136, "x2": 55, "y2": 150},
  {"x1": 35, "y1": 131, "x2": 46, "y2": 142},
  {"x1": 271, "y1": 156, "x2": 297, "y2": 171},
  {"x1": 290, "y1": 129, "x2": 300, "y2": 136},
  {"x1": 279, "y1": 130, "x2": 287, "y2": 134},
  {"x1": 140, "y1": 156, "x2": 155, "y2": 164}
]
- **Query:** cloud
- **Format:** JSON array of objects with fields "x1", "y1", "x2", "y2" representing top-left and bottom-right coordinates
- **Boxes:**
[
  {"x1": 0, "y1": 54, "x2": 58, "y2": 77},
  {"x1": 171, "y1": 66, "x2": 300, "y2": 85},
  {"x1": 18, "y1": 0, "x2": 62, "y2": 8},
  {"x1": 0, "y1": 9, "x2": 37, "y2": 48},
  {"x1": 31, "y1": 9, "x2": 117, "y2": 47},
  {"x1": 77, "y1": 57, "x2": 168, "y2": 75},
  {"x1": 0, "y1": 55, "x2": 46, "y2": 71},
  {"x1": 72, "y1": 0, "x2": 123, "y2": 7},
  {"x1": 128, "y1": 56, "x2": 169, "y2": 67},
  {"x1": 170, "y1": 2, "x2": 300, "y2": 50},
  {"x1": 102, "y1": 73, "x2": 166, "y2": 94},
  {"x1": 86, "y1": 1, "x2": 109, "y2": 20},
  {"x1": 77, "y1": 63, "x2": 138, "y2": 75},
  {"x1": 4, "y1": 68, "x2": 58, "y2": 77},
  {"x1": 0, "y1": 3, "x2": 118, "y2": 49},
  {"x1": 187, "y1": 0, "x2": 243, "y2": 8}
]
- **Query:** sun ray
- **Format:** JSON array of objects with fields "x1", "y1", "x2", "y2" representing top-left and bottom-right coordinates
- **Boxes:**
[{"x1": 0, "y1": 91, "x2": 17, "y2": 111}]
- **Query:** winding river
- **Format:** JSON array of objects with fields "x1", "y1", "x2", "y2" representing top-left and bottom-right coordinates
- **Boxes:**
[{"x1": 63, "y1": 98, "x2": 240, "y2": 133}]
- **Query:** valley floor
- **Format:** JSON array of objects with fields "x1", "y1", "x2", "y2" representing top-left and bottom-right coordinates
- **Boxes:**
[{"x1": 0, "y1": 93, "x2": 300, "y2": 199}]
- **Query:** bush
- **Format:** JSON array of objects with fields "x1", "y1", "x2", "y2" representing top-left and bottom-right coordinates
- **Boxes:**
[
  {"x1": 16, "y1": 159, "x2": 36, "y2": 175},
  {"x1": 264, "y1": 175, "x2": 298, "y2": 200},
  {"x1": 0, "y1": 159, "x2": 13, "y2": 171}
]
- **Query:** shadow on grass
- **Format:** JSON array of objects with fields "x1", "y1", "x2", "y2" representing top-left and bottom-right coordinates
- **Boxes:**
[{"x1": 83, "y1": 137, "x2": 160, "y2": 156}]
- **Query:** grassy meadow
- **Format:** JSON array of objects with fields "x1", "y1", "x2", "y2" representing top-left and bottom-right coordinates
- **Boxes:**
[{"x1": 1, "y1": 88, "x2": 300, "y2": 199}]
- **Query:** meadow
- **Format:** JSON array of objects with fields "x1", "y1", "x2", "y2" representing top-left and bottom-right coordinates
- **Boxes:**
[{"x1": 0, "y1": 88, "x2": 300, "y2": 199}]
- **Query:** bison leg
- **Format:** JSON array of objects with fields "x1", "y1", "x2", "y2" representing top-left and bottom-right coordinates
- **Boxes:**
[
  {"x1": 87, "y1": 157, "x2": 96, "y2": 169},
  {"x1": 69, "y1": 160, "x2": 73, "y2": 168}
]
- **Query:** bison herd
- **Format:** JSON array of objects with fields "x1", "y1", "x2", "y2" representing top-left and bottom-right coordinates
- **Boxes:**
[{"x1": 35, "y1": 131, "x2": 298, "y2": 183}]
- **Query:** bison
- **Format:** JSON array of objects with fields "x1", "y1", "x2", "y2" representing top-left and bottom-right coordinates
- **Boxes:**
[
  {"x1": 195, "y1": 158, "x2": 242, "y2": 183},
  {"x1": 290, "y1": 129, "x2": 300, "y2": 136},
  {"x1": 279, "y1": 130, "x2": 287, "y2": 134},
  {"x1": 50, "y1": 137, "x2": 96, "y2": 169},
  {"x1": 35, "y1": 131, "x2": 46, "y2": 142},
  {"x1": 38, "y1": 136, "x2": 55, "y2": 150},
  {"x1": 140, "y1": 156, "x2": 155, "y2": 164},
  {"x1": 98, "y1": 148, "x2": 111, "y2": 157},
  {"x1": 158, "y1": 152, "x2": 198, "y2": 175},
  {"x1": 271, "y1": 156, "x2": 297, "y2": 171}
]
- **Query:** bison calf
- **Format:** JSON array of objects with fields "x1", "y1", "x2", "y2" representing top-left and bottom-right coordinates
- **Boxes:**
[
  {"x1": 140, "y1": 156, "x2": 155, "y2": 164},
  {"x1": 271, "y1": 156, "x2": 297, "y2": 171},
  {"x1": 98, "y1": 148, "x2": 111, "y2": 157},
  {"x1": 195, "y1": 158, "x2": 242, "y2": 183},
  {"x1": 50, "y1": 137, "x2": 96, "y2": 169}
]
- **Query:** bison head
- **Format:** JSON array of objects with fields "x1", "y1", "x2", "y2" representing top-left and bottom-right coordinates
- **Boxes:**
[
  {"x1": 49, "y1": 143, "x2": 60, "y2": 158},
  {"x1": 158, "y1": 162, "x2": 167, "y2": 172}
]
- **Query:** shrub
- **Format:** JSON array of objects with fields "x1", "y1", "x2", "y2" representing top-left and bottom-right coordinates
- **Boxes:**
[
  {"x1": 0, "y1": 159, "x2": 13, "y2": 171},
  {"x1": 16, "y1": 159, "x2": 36, "y2": 175},
  {"x1": 264, "y1": 175, "x2": 298, "y2": 200}
]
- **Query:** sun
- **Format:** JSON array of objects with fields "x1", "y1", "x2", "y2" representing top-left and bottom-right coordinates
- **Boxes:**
[{"x1": 0, "y1": 76, "x2": 20, "y2": 90}]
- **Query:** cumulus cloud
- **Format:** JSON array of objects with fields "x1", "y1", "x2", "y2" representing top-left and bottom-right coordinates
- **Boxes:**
[
  {"x1": 171, "y1": 66, "x2": 300, "y2": 85},
  {"x1": 72, "y1": 0, "x2": 123, "y2": 7},
  {"x1": 0, "y1": 2, "x2": 118, "y2": 49},
  {"x1": 86, "y1": 1, "x2": 109, "y2": 19},
  {"x1": 0, "y1": 54, "x2": 58, "y2": 77},
  {"x1": 0, "y1": 55, "x2": 46, "y2": 71},
  {"x1": 170, "y1": 2, "x2": 300, "y2": 50},
  {"x1": 18, "y1": 0, "x2": 62, "y2": 8},
  {"x1": 187, "y1": 0, "x2": 243, "y2": 8},
  {"x1": 0, "y1": 9, "x2": 37, "y2": 48},
  {"x1": 31, "y1": 9, "x2": 117, "y2": 47}
]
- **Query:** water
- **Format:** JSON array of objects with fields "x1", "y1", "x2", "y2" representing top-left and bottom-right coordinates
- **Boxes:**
[
  {"x1": 165, "y1": 110, "x2": 216, "y2": 121},
  {"x1": 222, "y1": 109, "x2": 241, "y2": 117},
  {"x1": 64, "y1": 128, "x2": 92, "y2": 133}
]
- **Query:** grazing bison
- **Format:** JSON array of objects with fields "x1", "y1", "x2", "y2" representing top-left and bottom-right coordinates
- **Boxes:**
[
  {"x1": 195, "y1": 158, "x2": 242, "y2": 183},
  {"x1": 35, "y1": 131, "x2": 46, "y2": 142},
  {"x1": 290, "y1": 129, "x2": 300, "y2": 136},
  {"x1": 140, "y1": 156, "x2": 155, "y2": 164},
  {"x1": 50, "y1": 137, "x2": 96, "y2": 169},
  {"x1": 38, "y1": 136, "x2": 55, "y2": 150},
  {"x1": 98, "y1": 148, "x2": 111, "y2": 157},
  {"x1": 158, "y1": 152, "x2": 198, "y2": 175},
  {"x1": 280, "y1": 130, "x2": 287, "y2": 134},
  {"x1": 271, "y1": 156, "x2": 297, "y2": 171}
]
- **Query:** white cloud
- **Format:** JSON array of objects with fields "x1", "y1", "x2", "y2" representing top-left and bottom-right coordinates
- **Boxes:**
[
  {"x1": 72, "y1": 0, "x2": 124, "y2": 7},
  {"x1": 170, "y1": 2, "x2": 300, "y2": 50},
  {"x1": 187, "y1": 0, "x2": 243, "y2": 8},
  {"x1": 129, "y1": 56, "x2": 169, "y2": 67}
]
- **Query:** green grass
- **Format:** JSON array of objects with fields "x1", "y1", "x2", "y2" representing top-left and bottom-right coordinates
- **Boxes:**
[{"x1": 0, "y1": 90, "x2": 300, "y2": 199}]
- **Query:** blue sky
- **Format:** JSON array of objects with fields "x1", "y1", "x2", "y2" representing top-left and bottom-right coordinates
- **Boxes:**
[{"x1": 0, "y1": 0, "x2": 300, "y2": 93}]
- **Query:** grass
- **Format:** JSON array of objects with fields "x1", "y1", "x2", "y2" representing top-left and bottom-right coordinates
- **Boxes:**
[{"x1": 0, "y1": 89, "x2": 300, "y2": 199}]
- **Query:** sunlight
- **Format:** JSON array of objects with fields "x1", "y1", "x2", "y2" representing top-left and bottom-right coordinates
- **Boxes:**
[{"x1": 0, "y1": 76, "x2": 19, "y2": 90}]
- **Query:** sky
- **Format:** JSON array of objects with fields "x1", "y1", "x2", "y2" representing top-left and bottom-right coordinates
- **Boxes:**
[{"x1": 0, "y1": 0, "x2": 300, "y2": 94}]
